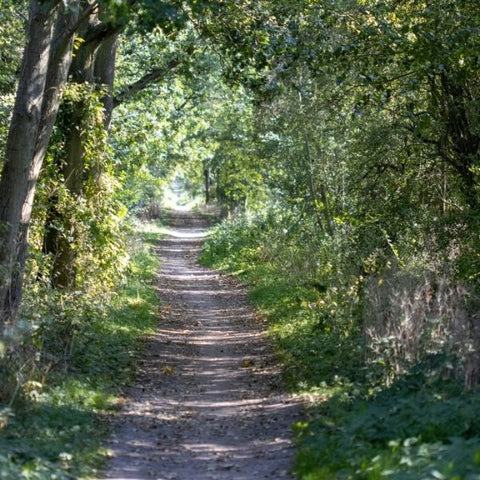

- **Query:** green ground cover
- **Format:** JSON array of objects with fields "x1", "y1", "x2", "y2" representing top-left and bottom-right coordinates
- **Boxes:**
[
  {"x1": 201, "y1": 211, "x2": 480, "y2": 480},
  {"x1": 0, "y1": 222, "x2": 162, "y2": 479}
]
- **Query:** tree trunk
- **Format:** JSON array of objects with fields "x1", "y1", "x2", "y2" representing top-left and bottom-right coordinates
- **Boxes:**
[
  {"x1": 45, "y1": 15, "x2": 117, "y2": 288},
  {"x1": 11, "y1": 4, "x2": 80, "y2": 308},
  {"x1": 204, "y1": 168, "x2": 211, "y2": 204},
  {"x1": 45, "y1": 11, "x2": 189, "y2": 288},
  {"x1": 303, "y1": 131, "x2": 333, "y2": 235},
  {"x1": 0, "y1": 0, "x2": 58, "y2": 329},
  {"x1": 94, "y1": 33, "x2": 118, "y2": 129}
]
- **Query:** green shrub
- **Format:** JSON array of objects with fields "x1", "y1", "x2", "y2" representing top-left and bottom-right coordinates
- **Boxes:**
[
  {"x1": 295, "y1": 375, "x2": 480, "y2": 480},
  {"x1": 0, "y1": 221, "x2": 161, "y2": 479},
  {"x1": 202, "y1": 204, "x2": 480, "y2": 480}
]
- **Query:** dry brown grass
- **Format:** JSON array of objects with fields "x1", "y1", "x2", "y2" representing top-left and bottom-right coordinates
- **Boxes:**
[{"x1": 364, "y1": 267, "x2": 480, "y2": 388}]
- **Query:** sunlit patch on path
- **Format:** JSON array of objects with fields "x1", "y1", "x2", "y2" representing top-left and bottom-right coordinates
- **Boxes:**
[{"x1": 101, "y1": 210, "x2": 301, "y2": 480}]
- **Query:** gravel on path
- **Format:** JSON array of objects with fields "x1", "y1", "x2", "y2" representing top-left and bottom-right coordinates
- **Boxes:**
[{"x1": 100, "y1": 211, "x2": 301, "y2": 480}]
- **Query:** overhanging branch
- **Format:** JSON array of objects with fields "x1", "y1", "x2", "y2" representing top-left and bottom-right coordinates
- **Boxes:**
[{"x1": 112, "y1": 47, "x2": 194, "y2": 108}]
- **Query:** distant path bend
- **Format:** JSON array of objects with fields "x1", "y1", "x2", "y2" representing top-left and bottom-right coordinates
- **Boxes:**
[{"x1": 101, "y1": 210, "x2": 301, "y2": 480}]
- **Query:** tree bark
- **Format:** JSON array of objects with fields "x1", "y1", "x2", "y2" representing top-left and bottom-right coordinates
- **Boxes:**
[
  {"x1": 204, "y1": 168, "x2": 211, "y2": 204},
  {"x1": 0, "y1": 0, "x2": 58, "y2": 329},
  {"x1": 11, "y1": 4, "x2": 81, "y2": 311},
  {"x1": 94, "y1": 33, "x2": 119, "y2": 128},
  {"x1": 45, "y1": 13, "x2": 118, "y2": 288}
]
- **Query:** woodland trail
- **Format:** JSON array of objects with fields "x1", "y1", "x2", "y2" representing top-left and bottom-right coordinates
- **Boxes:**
[{"x1": 101, "y1": 210, "x2": 301, "y2": 480}]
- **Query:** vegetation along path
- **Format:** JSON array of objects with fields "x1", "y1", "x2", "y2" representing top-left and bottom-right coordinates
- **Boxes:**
[{"x1": 101, "y1": 210, "x2": 301, "y2": 480}]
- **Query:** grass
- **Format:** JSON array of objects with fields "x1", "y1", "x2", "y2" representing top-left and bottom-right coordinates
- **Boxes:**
[
  {"x1": 200, "y1": 213, "x2": 480, "y2": 480},
  {"x1": 0, "y1": 220, "x2": 162, "y2": 479}
]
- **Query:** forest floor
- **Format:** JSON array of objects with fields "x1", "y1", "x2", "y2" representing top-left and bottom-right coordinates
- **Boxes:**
[{"x1": 100, "y1": 210, "x2": 301, "y2": 480}]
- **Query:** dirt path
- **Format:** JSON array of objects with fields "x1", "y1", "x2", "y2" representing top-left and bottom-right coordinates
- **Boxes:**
[{"x1": 101, "y1": 211, "x2": 301, "y2": 480}]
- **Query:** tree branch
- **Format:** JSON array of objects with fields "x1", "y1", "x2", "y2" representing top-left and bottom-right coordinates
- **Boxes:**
[
  {"x1": 113, "y1": 60, "x2": 181, "y2": 108},
  {"x1": 67, "y1": 1, "x2": 99, "y2": 39},
  {"x1": 113, "y1": 47, "x2": 195, "y2": 108},
  {"x1": 82, "y1": 0, "x2": 137, "y2": 45}
]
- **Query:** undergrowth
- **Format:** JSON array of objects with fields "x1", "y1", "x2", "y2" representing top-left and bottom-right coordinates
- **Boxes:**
[
  {"x1": 0, "y1": 221, "x2": 162, "y2": 479},
  {"x1": 201, "y1": 207, "x2": 480, "y2": 480}
]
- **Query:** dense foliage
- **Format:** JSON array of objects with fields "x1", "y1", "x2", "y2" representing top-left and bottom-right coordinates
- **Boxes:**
[
  {"x1": 0, "y1": 222, "x2": 161, "y2": 478},
  {"x1": 0, "y1": 0, "x2": 480, "y2": 478},
  {"x1": 201, "y1": 207, "x2": 480, "y2": 478},
  {"x1": 199, "y1": 2, "x2": 480, "y2": 477}
]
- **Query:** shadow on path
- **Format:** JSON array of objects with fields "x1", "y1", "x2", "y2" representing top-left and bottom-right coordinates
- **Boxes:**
[{"x1": 101, "y1": 211, "x2": 301, "y2": 480}]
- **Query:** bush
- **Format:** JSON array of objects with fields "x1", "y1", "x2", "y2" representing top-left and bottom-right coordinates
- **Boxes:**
[
  {"x1": 202, "y1": 202, "x2": 480, "y2": 480},
  {"x1": 0, "y1": 220, "x2": 161, "y2": 478}
]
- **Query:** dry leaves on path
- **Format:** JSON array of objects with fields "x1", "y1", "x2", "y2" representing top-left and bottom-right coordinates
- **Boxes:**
[{"x1": 101, "y1": 211, "x2": 301, "y2": 480}]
